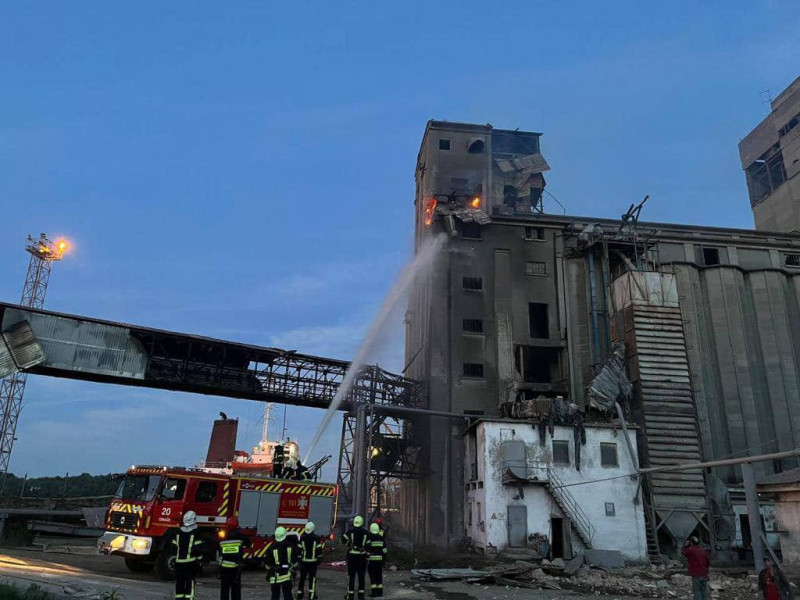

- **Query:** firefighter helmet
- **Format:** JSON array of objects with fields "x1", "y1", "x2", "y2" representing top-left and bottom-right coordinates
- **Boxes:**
[
  {"x1": 226, "y1": 517, "x2": 239, "y2": 530},
  {"x1": 274, "y1": 526, "x2": 288, "y2": 542},
  {"x1": 353, "y1": 516, "x2": 364, "y2": 527},
  {"x1": 374, "y1": 517, "x2": 383, "y2": 526},
  {"x1": 305, "y1": 522, "x2": 315, "y2": 534},
  {"x1": 181, "y1": 510, "x2": 198, "y2": 532},
  {"x1": 370, "y1": 523, "x2": 380, "y2": 535}
]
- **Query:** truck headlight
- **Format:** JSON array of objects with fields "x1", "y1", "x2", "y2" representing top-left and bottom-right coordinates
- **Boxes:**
[{"x1": 132, "y1": 539, "x2": 151, "y2": 550}]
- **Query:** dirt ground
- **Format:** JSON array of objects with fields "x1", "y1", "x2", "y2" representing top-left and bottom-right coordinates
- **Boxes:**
[{"x1": 0, "y1": 547, "x2": 653, "y2": 600}]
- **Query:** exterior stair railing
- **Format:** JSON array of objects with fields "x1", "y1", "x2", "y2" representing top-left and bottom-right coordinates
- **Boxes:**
[{"x1": 503, "y1": 459, "x2": 595, "y2": 548}]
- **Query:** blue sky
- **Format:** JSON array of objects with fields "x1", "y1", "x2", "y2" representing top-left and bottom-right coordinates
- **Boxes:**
[{"x1": 1, "y1": 1, "x2": 798, "y2": 478}]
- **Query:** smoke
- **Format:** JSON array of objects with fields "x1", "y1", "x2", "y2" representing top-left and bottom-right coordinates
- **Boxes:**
[{"x1": 304, "y1": 234, "x2": 446, "y2": 462}]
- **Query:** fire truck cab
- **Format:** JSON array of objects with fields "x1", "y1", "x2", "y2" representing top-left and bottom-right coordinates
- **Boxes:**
[{"x1": 98, "y1": 465, "x2": 336, "y2": 579}]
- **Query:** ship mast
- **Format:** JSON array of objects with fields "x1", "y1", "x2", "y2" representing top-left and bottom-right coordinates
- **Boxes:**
[{"x1": 261, "y1": 403, "x2": 274, "y2": 446}]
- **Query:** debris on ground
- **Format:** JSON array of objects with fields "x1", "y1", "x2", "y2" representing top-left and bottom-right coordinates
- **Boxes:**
[{"x1": 413, "y1": 553, "x2": 785, "y2": 599}]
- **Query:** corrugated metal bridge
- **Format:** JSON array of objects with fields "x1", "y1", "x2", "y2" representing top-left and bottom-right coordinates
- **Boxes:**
[{"x1": 0, "y1": 302, "x2": 419, "y2": 409}]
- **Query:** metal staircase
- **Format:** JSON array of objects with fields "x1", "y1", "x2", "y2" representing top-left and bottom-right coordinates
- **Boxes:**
[
  {"x1": 545, "y1": 466, "x2": 595, "y2": 548},
  {"x1": 503, "y1": 459, "x2": 595, "y2": 549}
]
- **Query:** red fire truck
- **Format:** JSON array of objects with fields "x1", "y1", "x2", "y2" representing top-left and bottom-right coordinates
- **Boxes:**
[{"x1": 97, "y1": 465, "x2": 337, "y2": 579}]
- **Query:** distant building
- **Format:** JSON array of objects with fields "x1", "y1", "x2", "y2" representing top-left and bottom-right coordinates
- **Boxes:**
[
  {"x1": 403, "y1": 119, "x2": 800, "y2": 562},
  {"x1": 757, "y1": 469, "x2": 800, "y2": 567},
  {"x1": 464, "y1": 419, "x2": 647, "y2": 561},
  {"x1": 740, "y1": 76, "x2": 800, "y2": 232}
]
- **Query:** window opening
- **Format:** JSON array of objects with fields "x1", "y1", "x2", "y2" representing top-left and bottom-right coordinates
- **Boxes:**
[
  {"x1": 463, "y1": 363, "x2": 484, "y2": 378},
  {"x1": 552, "y1": 440, "x2": 570, "y2": 465},
  {"x1": 195, "y1": 481, "x2": 218, "y2": 503},
  {"x1": 439, "y1": 139, "x2": 451, "y2": 150},
  {"x1": 463, "y1": 319, "x2": 484, "y2": 333},
  {"x1": 462, "y1": 276, "x2": 483, "y2": 291},
  {"x1": 528, "y1": 303, "x2": 549, "y2": 339},
  {"x1": 600, "y1": 443, "x2": 619, "y2": 467}
]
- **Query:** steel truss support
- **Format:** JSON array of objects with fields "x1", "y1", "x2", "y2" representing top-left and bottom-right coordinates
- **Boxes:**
[{"x1": 1, "y1": 236, "x2": 61, "y2": 488}]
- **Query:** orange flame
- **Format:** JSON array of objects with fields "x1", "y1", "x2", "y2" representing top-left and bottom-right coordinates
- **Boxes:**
[
  {"x1": 423, "y1": 197, "x2": 437, "y2": 226},
  {"x1": 470, "y1": 196, "x2": 481, "y2": 209}
]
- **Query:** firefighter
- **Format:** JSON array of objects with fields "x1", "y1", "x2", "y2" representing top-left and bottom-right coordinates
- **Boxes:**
[
  {"x1": 367, "y1": 523, "x2": 387, "y2": 597},
  {"x1": 173, "y1": 511, "x2": 204, "y2": 600},
  {"x1": 217, "y1": 517, "x2": 252, "y2": 600},
  {"x1": 265, "y1": 526, "x2": 297, "y2": 600},
  {"x1": 293, "y1": 462, "x2": 311, "y2": 481},
  {"x1": 273, "y1": 442, "x2": 285, "y2": 479},
  {"x1": 342, "y1": 516, "x2": 368, "y2": 600},
  {"x1": 297, "y1": 521, "x2": 324, "y2": 600},
  {"x1": 371, "y1": 518, "x2": 385, "y2": 540}
]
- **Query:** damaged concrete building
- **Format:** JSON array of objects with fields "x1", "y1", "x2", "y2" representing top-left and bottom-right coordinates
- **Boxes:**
[
  {"x1": 740, "y1": 76, "x2": 800, "y2": 233},
  {"x1": 402, "y1": 119, "x2": 800, "y2": 562}
]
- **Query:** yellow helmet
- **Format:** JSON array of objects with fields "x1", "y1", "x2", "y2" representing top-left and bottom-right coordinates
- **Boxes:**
[
  {"x1": 370, "y1": 523, "x2": 380, "y2": 535},
  {"x1": 274, "y1": 527, "x2": 287, "y2": 542},
  {"x1": 305, "y1": 522, "x2": 315, "y2": 534},
  {"x1": 353, "y1": 516, "x2": 364, "y2": 527}
]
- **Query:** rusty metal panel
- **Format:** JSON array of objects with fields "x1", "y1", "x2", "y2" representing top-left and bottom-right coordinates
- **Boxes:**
[{"x1": 1, "y1": 308, "x2": 147, "y2": 379}]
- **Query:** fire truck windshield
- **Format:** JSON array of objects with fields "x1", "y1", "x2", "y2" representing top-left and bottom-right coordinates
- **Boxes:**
[{"x1": 115, "y1": 474, "x2": 162, "y2": 502}]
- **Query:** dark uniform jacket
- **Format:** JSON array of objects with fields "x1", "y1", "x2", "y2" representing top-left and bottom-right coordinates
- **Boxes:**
[
  {"x1": 173, "y1": 530, "x2": 204, "y2": 564},
  {"x1": 367, "y1": 533, "x2": 387, "y2": 562},
  {"x1": 299, "y1": 532, "x2": 324, "y2": 563},
  {"x1": 218, "y1": 531, "x2": 252, "y2": 568},
  {"x1": 342, "y1": 527, "x2": 368, "y2": 555},
  {"x1": 264, "y1": 539, "x2": 297, "y2": 584}
]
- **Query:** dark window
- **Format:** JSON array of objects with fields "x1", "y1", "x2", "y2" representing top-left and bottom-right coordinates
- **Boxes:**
[
  {"x1": 605, "y1": 502, "x2": 616, "y2": 517},
  {"x1": 439, "y1": 139, "x2": 451, "y2": 150},
  {"x1": 552, "y1": 440, "x2": 570, "y2": 465},
  {"x1": 785, "y1": 254, "x2": 800, "y2": 268},
  {"x1": 780, "y1": 115, "x2": 799, "y2": 137},
  {"x1": 463, "y1": 363, "x2": 484, "y2": 378},
  {"x1": 461, "y1": 222, "x2": 482, "y2": 239},
  {"x1": 525, "y1": 227, "x2": 545, "y2": 241},
  {"x1": 702, "y1": 247, "x2": 720, "y2": 266},
  {"x1": 526, "y1": 261, "x2": 547, "y2": 276},
  {"x1": 195, "y1": 481, "x2": 218, "y2": 503},
  {"x1": 463, "y1": 410, "x2": 485, "y2": 416},
  {"x1": 463, "y1": 319, "x2": 484, "y2": 333},
  {"x1": 468, "y1": 139, "x2": 485, "y2": 154},
  {"x1": 516, "y1": 346, "x2": 556, "y2": 383},
  {"x1": 600, "y1": 443, "x2": 619, "y2": 467},
  {"x1": 528, "y1": 303, "x2": 549, "y2": 339},
  {"x1": 503, "y1": 185, "x2": 518, "y2": 206},
  {"x1": 160, "y1": 478, "x2": 187, "y2": 501},
  {"x1": 116, "y1": 475, "x2": 161, "y2": 502},
  {"x1": 462, "y1": 276, "x2": 483, "y2": 291},
  {"x1": 746, "y1": 145, "x2": 787, "y2": 205}
]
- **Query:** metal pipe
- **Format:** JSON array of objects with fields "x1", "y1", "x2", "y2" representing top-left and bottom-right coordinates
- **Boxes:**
[
  {"x1": 367, "y1": 404, "x2": 472, "y2": 420},
  {"x1": 614, "y1": 402, "x2": 639, "y2": 475},
  {"x1": 587, "y1": 251, "x2": 602, "y2": 370},
  {"x1": 637, "y1": 448, "x2": 800, "y2": 475},
  {"x1": 742, "y1": 462, "x2": 765, "y2": 572}
]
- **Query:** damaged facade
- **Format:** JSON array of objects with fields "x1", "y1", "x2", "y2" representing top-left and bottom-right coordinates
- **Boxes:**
[
  {"x1": 403, "y1": 119, "x2": 800, "y2": 563},
  {"x1": 464, "y1": 418, "x2": 647, "y2": 561},
  {"x1": 740, "y1": 76, "x2": 800, "y2": 233}
]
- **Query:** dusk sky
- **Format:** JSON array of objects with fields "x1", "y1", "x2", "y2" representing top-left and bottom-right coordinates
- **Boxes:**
[{"x1": 1, "y1": 2, "x2": 798, "y2": 478}]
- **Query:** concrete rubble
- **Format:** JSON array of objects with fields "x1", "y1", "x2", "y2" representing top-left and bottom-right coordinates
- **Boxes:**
[{"x1": 411, "y1": 557, "x2": 798, "y2": 599}]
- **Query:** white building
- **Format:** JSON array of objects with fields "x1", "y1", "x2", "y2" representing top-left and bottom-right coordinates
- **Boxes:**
[{"x1": 463, "y1": 419, "x2": 648, "y2": 562}]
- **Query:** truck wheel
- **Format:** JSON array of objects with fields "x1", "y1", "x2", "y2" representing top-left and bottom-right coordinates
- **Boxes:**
[
  {"x1": 124, "y1": 557, "x2": 153, "y2": 573},
  {"x1": 154, "y1": 546, "x2": 177, "y2": 581}
]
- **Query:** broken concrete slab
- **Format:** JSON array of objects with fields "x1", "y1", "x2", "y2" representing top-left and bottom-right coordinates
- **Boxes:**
[
  {"x1": 411, "y1": 568, "x2": 492, "y2": 580},
  {"x1": 565, "y1": 554, "x2": 584, "y2": 576},
  {"x1": 583, "y1": 549, "x2": 625, "y2": 570}
]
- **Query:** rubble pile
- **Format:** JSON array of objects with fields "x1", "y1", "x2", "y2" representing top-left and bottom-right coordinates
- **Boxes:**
[{"x1": 412, "y1": 556, "x2": 794, "y2": 599}]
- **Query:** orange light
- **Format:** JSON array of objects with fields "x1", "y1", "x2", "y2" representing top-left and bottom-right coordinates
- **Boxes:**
[
  {"x1": 56, "y1": 239, "x2": 69, "y2": 255},
  {"x1": 218, "y1": 529, "x2": 227, "y2": 539},
  {"x1": 470, "y1": 197, "x2": 481, "y2": 209},
  {"x1": 423, "y1": 197, "x2": 437, "y2": 227}
]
